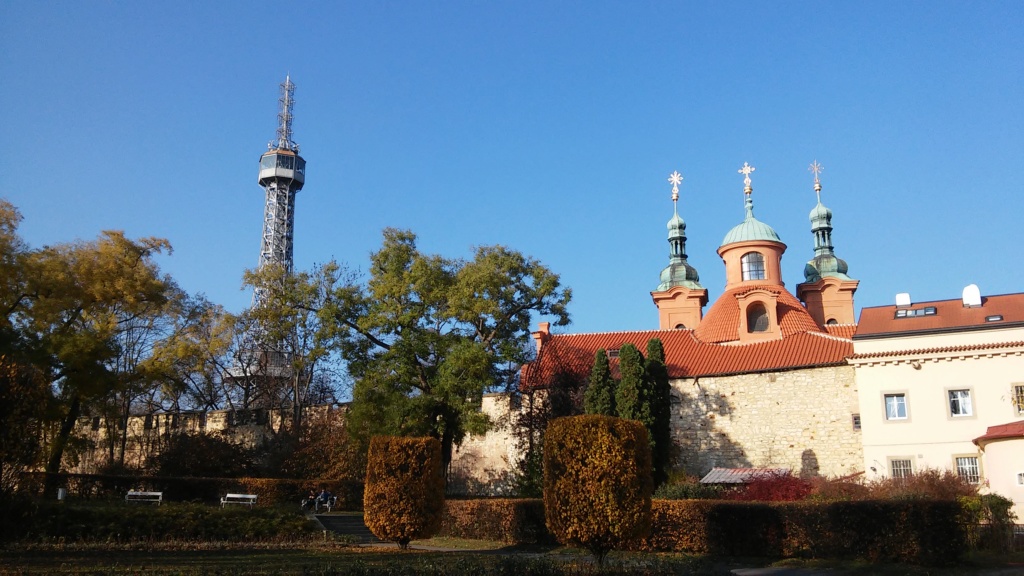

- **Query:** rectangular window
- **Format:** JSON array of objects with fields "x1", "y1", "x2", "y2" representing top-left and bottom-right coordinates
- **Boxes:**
[
  {"x1": 894, "y1": 306, "x2": 937, "y2": 318},
  {"x1": 948, "y1": 389, "x2": 973, "y2": 417},
  {"x1": 885, "y1": 394, "x2": 907, "y2": 420},
  {"x1": 852, "y1": 413, "x2": 861, "y2": 430},
  {"x1": 955, "y1": 456, "x2": 981, "y2": 484},
  {"x1": 1014, "y1": 385, "x2": 1024, "y2": 416},
  {"x1": 1017, "y1": 472, "x2": 1024, "y2": 486},
  {"x1": 890, "y1": 459, "x2": 913, "y2": 479}
]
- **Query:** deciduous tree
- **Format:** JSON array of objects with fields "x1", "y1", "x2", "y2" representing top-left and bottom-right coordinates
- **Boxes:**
[{"x1": 342, "y1": 229, "x2": 571, "y2": 468}]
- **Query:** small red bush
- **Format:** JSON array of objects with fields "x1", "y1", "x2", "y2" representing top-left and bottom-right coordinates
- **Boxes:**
[{"x1": 731, "y1": 471, "x2": 812, "y2": 502}]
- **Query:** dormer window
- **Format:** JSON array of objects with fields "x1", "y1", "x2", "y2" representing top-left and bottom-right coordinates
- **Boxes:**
[
  {"x1": 741, "y1": 252, "x2": 765, "y2": 281},
  {"x1": 747, "y1": 302, "x2": 769, "y2": 332}
]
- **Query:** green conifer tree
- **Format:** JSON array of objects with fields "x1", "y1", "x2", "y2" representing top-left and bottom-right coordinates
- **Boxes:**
[
  {"x1": 645, "y1": 338, "x2": 673, "y2": 487},
  {"x1": 584, "y1": 349, "x2": 616, "y2": 415},
  {"x1": 615, "y1": 344, "x2": 650, "y2": 427}
]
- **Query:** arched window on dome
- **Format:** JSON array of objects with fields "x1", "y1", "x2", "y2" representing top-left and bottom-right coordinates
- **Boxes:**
[
  {"x1": 747, "y1": 302, "x2": 769, "y2": 333},
  {"x1": 741, "y1": 252, "x2": 766, "y2": 281}
]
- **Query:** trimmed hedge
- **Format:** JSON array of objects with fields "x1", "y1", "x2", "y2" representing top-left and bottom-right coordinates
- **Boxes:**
[
  {"x1": 440, "y1": 499, "x2": 554, "y2": 545},
  {"x1": 363, "y1": 436, "x2": 445, "y2": 548},
  {"x1": 436, "y1": 497, "x2": 965, "y2": 566},
  {"x1": 635, "y1": 499, "x2": 965, "y2": 566},
  {"x1": 17, "y1": 472, "x2": 361, "y2": 509},
  {"x1": 2, "y1": 500, "x2": 317, "y2": 543},
  {"x1": 544, "y1": 415, "x2": 653, "y2": 560}
]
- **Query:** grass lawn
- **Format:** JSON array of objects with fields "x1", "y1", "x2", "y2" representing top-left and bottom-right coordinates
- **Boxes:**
[{"x1": 2, "y1": 542, "x2": 1023, "y2": 576}]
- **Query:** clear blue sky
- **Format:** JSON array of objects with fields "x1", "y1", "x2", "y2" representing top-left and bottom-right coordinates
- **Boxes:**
[{"x1": 3, "y1": 2, "x2": 1022, "y2": 335}]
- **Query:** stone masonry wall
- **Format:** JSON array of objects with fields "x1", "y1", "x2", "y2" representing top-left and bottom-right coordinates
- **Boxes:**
[{"x1": 671, "y1": 365, "x2": 863, "y2": 478}]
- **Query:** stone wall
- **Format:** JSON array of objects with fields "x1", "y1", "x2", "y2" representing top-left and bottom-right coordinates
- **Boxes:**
[
  {"x1": 67, "y1": 407, "x2": 316, "y2": 473},
  {"x1": 448, "y1": 393, "x2": 520, "y2": 495},
  {"x1": 671, "y1": 365, "x2": 863, "y2": 478}
]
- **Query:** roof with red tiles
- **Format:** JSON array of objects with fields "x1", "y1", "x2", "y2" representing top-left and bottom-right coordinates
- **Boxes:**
[
  {"x1": 849, "y1": 340, "x2": 1024, "y2": 360},
  {"x1": 521, "y1": 328, "x2": 853, "y2": 387},
  {"x1": 694, "y1": 283, "x2": 822, "y2": 343},
  {"x1": 855, "y1": 292, "x2": 1024, "y2": 339},
  {"x1": 973, "y1": 421, "x2": 1024, "y2": 446},
  {"x1": 824, "y1": 324, "x2": 858, "y2": 339}
]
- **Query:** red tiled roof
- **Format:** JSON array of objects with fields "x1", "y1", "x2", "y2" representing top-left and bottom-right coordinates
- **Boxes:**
[
  {"x1": 824, "y1": 324, "x2": 857, "y2": 339},
  {"x1": 856, "y1": 292, "x2": 1024, "y2": 338},
  {"x1": 521, "y1": 328, "x2": 853, "y2": 387},
  {"x1": 973, "y1": 421, "x2": 1024, "y2": 446},
  {"x1": 694, "y1": 283, "x2": 822, "y2": 343},
  {"x1": 850, "y1": 340, "x2": 1024, "y2": 360}
]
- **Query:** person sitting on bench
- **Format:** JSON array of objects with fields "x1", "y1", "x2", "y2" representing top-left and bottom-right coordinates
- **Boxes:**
[{"x1": 315, "y1": 487, "x2": 334, "y2": 512}]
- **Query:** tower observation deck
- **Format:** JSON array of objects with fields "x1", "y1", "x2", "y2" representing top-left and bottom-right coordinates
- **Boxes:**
[{"x1": 257, "y1": 76, "x2": 305, "y2": 279}]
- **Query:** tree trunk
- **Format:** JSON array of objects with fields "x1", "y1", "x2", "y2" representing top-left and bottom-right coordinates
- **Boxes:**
[{"x1": 44, "y1": 395, "x2": 81, "y2": 497}]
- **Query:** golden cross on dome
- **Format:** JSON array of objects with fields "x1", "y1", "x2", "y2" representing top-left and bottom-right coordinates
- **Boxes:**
[
  {"x1": 809, "y1": 160, "x2": 823, "y2": 200},
  {"x1": 738, "y1": 162, "x2": 755, "y2": 193},
  {"x1": 668, "y1": 170, "x2": 683, "y2": 202}
]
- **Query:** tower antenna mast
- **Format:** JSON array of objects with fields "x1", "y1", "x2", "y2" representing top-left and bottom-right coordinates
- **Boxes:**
[{"x1": 255, "y1": 75, "x2": 306, "y2": 304}]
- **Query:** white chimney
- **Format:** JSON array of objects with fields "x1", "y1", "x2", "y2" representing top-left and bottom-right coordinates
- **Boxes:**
[
  {"x1": 895, "y1": 293, "x2": 911, "y2": 307},
  {"x1": 962, "y1": 284, "x2": 982, "y2": 307}
]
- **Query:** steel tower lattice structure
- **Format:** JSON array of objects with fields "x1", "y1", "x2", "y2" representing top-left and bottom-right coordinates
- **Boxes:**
[{"x1": 256, "y1": 76, "x2": 306, "y2": 289}]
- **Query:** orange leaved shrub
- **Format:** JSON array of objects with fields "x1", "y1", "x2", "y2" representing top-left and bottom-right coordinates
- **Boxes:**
[
  {"x1": 440, "y1": 498, "x2": 553, "y2": 544},
  {"x1": 544, "y1": 415, "x2": 653, "y2": 561},
  {"x1": 634, "y1": 499, "x2": 964, "y2": 565},
  {"x1": 363, "y1": 436, "x2": 445, "y2": 548}
]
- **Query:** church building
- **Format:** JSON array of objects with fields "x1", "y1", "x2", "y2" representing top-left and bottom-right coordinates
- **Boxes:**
[{"x1": 517, "y1": 162, "x2": 864, "y2": 478}]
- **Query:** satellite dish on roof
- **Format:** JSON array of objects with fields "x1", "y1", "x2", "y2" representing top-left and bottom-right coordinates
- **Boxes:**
[
  {"x1": 895, "y1": 293, "x2": 911, "y2": 307},
  {"x1": 962, "y1": 284, "x2": 982, "y2": 307}
]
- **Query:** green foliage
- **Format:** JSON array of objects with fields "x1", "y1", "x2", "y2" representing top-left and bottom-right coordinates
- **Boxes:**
[
  {"x1": 512, "y1": 372, "x2": 586, "y2": 498},
  {"x1": 644, "y1": 339, "x2": 672, "y2": 488},
  {"x1": 614, "y1": 344, "x2": 649, "y2": 425},
  {"x1": 653, "y1": 477, "x2": 726, "y2": 500},
  {"x1": 240, "y1": 262, "x2": 349, "y2": 423},
  {"x1": 543, "y1": 415, "x2": 653, "y2": 562},
  {"x1": 584, "y1": 349, "x2": 615, "y2": 416},
  {"x1": 343, "y1": 229, "x2": 571, "y2": 468},
  {"x1": 363, "y1": 436, "x2": 445, "y2": 548},
  {"x1": 959, "y1": 493, "x2": 1018, "y2": 552}
]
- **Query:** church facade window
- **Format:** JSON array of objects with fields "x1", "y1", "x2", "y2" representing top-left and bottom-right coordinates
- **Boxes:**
[{"x1": 741, "y1": 252, "x2": 765, "y2": 281}]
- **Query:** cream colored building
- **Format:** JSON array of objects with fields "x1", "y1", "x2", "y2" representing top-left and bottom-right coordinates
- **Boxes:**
[{"x1": 850, "y1": 289, "x2": 1024, "y2": 516}]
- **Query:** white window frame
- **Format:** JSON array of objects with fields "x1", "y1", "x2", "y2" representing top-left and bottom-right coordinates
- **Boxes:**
[
  {"x1": 883, "y1": 392, "x2": 909, "y2": 421},
  {"x1": 947, "y1": 388, "x2": 974, "y2": 418},
  {"x1": 954, "y1": 455, "x2": 982, "y2": 485},
  {"x1": 740, "y1": 252, "x2": 766, "y2": 281},
  {"x1": 889, "y1": 457, "x2": 914, "y2": 480},
  {"x1": 1017, "y1": 471, "x2": 1024, "y2": 486},
  {"x1": 1013, "y1": 384, "x2": 1024, "y2": 416}
]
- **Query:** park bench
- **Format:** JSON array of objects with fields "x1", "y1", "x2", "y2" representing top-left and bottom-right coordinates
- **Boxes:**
[
  {"x1": 220, "y1": 493, "x2": 258, "y2": 508},
  {"x1": 125, "y1": 491, "x2": 163, "y2": 505}
]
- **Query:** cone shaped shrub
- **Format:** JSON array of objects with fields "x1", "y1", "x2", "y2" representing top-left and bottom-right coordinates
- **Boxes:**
[
  {"x1": 544, "y1": 414, "x2": 653, "y2": 562},
  {"x1": 584, "y1": 349, "x2": 616, "y2": 416},
  {"x1": 363, "y1": 436, "x2": 445, "y2": 548}
]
